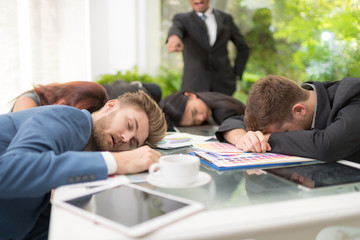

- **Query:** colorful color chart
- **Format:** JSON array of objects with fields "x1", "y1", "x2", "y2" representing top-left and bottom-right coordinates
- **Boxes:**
[
  {"x1": 192, "y1": 142, "x2": 315, "y2": 170},
  {"x1": 193, "y1": 142, "x2": 243, "y2": 153},
  {"x1": 125, "y1": 173, "x2": 148, "y2": 183},
  {"x1": 195, "y1": 151, "x2": 314, "y2": 170}
]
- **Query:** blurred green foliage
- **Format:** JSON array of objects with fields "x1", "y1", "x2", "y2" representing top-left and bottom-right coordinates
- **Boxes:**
[
  {"x1": 271, "y1": 0, "x2": 360, "y2": 84},
  {"x1": 96, "y1": 66, "x2": 182, "y2": 98}
]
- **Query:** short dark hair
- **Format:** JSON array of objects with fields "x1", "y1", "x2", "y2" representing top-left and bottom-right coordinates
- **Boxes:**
[
  {"x1": 159, "y1": 91, "x2": 188, "y2": 126},
  {"x1": 244, "y1": 75, "x2": 308, "y2": 132},
  {"x1": 159, "y1": 91, "x2": 246, "y2": 126}
]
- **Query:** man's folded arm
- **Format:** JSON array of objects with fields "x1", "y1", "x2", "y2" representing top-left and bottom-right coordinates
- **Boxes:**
[
  {"x1": 0, "y1": 150, "x2": 107, "y2": 199},
  {"x1": 269, "y1": 104, "x2": 360, "y2": 161}
]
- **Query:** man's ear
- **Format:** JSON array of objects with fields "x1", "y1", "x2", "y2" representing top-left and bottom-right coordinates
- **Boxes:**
[
  {"x1": 103, "y1": 99, "x2": 118, "y2": 112},
  {"x1": 183, "y1": 91, "x2": 197, "y2": 99},
  {"x1": 292, "y1": 103, "x2": 306, "y2": 118}
]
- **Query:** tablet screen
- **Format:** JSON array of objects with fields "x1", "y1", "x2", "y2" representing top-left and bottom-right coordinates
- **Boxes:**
[
  {"x1": 265, "y1": 162, "x2": 360, "y2": 189},
  {"x1": 65, "y1": 184, "x2": 190, "y2": 227}
]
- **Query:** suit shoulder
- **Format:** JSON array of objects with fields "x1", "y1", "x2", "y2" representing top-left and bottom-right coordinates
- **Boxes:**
[
  {"x1": 173, "y1": 12, "x2": 193, "y2": 19},
  {"x1": 38, "y1": 106, "x2": 93, "y2": 140},
  {"x1": 340, "y1": 77, "x2": 360, "y2": 86},
  {"x1": 213, "y1": 9, "x2": 233, "y2": 18},
  {"x1": 338, "y1": 77, "x2": 360, "y2": 96},
  {"x1": 34, "y1": 105, "x2": 92, "y2": 126},
  {"x1": 43, "y1": 105, "x2": 89, "y2": 116}
]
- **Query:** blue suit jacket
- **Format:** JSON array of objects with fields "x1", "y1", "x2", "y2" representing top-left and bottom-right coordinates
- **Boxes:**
[{"x1": 0, "y1": 105, "x2": 107, "y2": 239}]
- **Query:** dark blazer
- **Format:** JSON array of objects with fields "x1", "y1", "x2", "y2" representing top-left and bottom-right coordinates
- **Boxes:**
[
  {"x1": 199, "y1": 93, "x2": 245, "y2": 125},
  {"x1": 168, "y1": 9, "x2": 249, "y2": 95},
  {"x1": 101, "y1": 80, "x2": 162, "y2": 103},
  {"x1": 216, "y1": 114, "x2": 245, "y2": 142},
  {"x1": 216, "y1": 77, "x2": 360, "y2": 162},
  {"x1": 0, "y1": 106, "x2": 107, "y2": 239}
]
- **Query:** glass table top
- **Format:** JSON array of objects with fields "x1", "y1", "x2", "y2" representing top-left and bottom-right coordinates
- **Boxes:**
[{"x1": 137, "y1": 125, "x2": 360, "y2": 210}]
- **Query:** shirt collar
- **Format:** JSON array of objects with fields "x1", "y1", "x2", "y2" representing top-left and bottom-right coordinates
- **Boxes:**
[
  {"x1": 302, "y1": 83, "x2": 317, "y2": 129},
  {"x1": 196, "y1": 7, "x2": 213, "y2": 18}
]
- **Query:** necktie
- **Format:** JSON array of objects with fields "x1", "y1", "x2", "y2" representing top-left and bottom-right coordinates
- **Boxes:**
[{"x1": 200, "y1": 13, "x2": 210, "y2": 46}]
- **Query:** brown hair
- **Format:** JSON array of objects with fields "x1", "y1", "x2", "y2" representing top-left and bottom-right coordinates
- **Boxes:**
[
  {"x1": 116, "y1": 90, "x2": 167, "y2": 145},
  {"x1": 244, "y1": 75, "x2": 308, "y2": 132},
  {"x1": 28, "y1": 81, "x2": 108, "y2": 113}
]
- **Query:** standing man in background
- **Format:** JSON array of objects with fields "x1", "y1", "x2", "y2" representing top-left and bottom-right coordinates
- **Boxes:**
[{"x1": 166, "y1": 0, "x2": 249, "y2": 96}]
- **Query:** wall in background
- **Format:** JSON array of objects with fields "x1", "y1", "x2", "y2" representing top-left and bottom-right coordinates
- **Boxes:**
[
  {"x1": 89, "y1": 0, "x2": 161, "y2": 81},
  {"x1": 0, "y1": 0, "x2": 161, "y2": 113}
]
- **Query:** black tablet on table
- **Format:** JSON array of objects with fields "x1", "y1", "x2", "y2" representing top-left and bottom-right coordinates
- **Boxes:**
[{"x1": 265, "y1": 160, "x2": 360, "y2": 189}]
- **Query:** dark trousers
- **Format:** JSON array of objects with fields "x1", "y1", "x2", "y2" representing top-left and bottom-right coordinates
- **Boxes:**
[{"x1": 23, "y1": 203, "x2": 51, "y2": 240}]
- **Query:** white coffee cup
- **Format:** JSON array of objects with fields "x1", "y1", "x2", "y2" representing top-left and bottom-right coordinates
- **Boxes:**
[{"x1": 149, "y1": 154, "x2": 200, "y2": 187}]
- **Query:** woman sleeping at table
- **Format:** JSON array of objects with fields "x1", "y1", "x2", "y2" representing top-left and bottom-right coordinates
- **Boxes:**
[
  {"x1": 159, "y1": 91, "x2": 246, "y2": 129},
  {"x1": 159, "y1": 90, "x2": 265, "y2": 154}
]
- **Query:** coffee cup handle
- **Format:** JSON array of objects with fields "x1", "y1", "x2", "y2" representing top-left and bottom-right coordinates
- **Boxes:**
[{"x1": 149, "y1": 163, "x2": 160, "y2": 176}]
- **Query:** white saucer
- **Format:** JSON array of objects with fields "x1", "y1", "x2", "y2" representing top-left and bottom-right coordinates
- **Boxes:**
[{"x1": 146, "y1": 171, "x2": 212, "y2": 189}]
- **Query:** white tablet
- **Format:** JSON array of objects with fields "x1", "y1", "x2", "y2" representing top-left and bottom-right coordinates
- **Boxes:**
[{"x1": 51, "y1": 183, "x2": 204, "y2": 237}]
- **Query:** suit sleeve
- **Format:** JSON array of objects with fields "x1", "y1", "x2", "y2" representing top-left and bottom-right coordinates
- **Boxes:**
[
  {"x1": 0, "y1": 108, "x2": 108, "y2": 198},
  {"x1": 228, "y1": 15, "x2": 249, "y2": 79},
  {"x1": 167, "y1": 14, "x2": 185, "y2": 41},
  {"x1": 215, "y1": 115, "x2": 246, "y2": 142},
  {"x1": 268, "y1": 99, "x2": 360, "y2": 161}
]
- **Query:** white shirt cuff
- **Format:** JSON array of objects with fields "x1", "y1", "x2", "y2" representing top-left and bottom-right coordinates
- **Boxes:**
[{"x1": 101, "y1": 151, "x2": 117, "y2": 175}]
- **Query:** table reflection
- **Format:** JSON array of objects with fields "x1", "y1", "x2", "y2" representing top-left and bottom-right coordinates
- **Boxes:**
[{"x1": 143, "y1": 125, "x2": 360, "y2": 210}]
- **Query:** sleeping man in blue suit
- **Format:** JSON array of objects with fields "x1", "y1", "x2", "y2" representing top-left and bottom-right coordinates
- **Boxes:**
[{"x1": 0, "y1": 90, "x2": 167, "y2": 240}]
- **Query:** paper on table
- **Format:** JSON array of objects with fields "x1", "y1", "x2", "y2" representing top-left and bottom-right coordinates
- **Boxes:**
[
  {"x1": 156, "y1": 132, "x2": 213, "y2": 149},
  {"x1": 125, "y1": 172, "x2": 148, "y2": 183},
  {"x1": 192, "y1": 142, "x2": 243, "y2": 154}
]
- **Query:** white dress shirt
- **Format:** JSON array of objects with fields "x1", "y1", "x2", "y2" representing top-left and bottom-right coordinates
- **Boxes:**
[
  {"x1": 101, "y1": 151, "x2": 117, "y2": 175},
  {"x1": 196, "y1": 7, "x2": 217, "y2": 46}
]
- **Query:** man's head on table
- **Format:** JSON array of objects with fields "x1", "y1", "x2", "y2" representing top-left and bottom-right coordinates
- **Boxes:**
[
  {"x1": 245, "y1": 75, "x2": 315, "y2": 134},
  {"x1": 87, "y1": 90, "x2": 167, "y2": 151}
]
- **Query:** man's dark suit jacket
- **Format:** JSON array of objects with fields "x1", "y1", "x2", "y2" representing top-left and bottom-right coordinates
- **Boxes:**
[
  {"x1": 216, "y1": 77, "x2": 360, "y2": 162},
  {"x1": 168, "y1": 9, "x2": 249, "y2": 95}
]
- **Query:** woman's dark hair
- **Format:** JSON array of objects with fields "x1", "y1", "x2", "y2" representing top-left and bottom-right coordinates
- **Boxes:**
[
  {"x1": 36, "y1": 81, "x2": 108, "y2": 113},
  {"x1": 14, "y1": 81, "x2": 108, "y2": 113},
  {"x1": 159, "y1": 91, "x2": 188, "y2": 126},
  {"x1": 159, "y1": 91, "x2": 245, "y2": 126}
]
